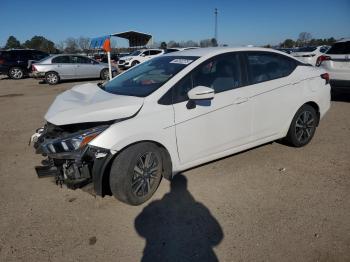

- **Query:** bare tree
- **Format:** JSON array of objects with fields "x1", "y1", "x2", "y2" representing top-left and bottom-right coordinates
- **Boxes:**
[
  {"x1": 298, "y1": 32, "x2": 312, "y2": 47},
  {"x1": 200, "y1": 39, "x2": 212, "y2": 47},
  {"x1": 55, "y1": 40, "x2": 65, "y2": 52},
  {"x1": 64, "y1": 37, "x2": 79, "y2": 53},
  {"x1": 78, "y1": 37, "x2": 91, "y2": 52}
]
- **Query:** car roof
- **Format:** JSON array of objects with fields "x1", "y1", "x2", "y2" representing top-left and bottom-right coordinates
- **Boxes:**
[
  {"x1": 163, "y1": 47, "x2": 292, "y2": 58},
  {"x1": 336, "y1": 38, "x2": 350, "y2": 43}
]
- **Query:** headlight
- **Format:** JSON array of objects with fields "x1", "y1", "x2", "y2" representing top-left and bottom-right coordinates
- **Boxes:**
[
  {"x1": 46, "y1": 126, "x2": 108, "y2": 153},
  {"x1": 125, "y1": 57, "x2": 133, "y2": 61}
]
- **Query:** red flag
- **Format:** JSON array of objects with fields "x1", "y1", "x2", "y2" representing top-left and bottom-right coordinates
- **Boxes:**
[{"x1": 102, "y1": 38, "x2": 111, "y2": 52}]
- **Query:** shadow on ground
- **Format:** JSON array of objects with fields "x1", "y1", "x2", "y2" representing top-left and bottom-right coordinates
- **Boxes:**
[{"x1": 135, "y1": 174, "x2": 224, "y2": 262}]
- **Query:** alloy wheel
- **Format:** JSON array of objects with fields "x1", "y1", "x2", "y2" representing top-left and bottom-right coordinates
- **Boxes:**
[
  {"x1": 295, "y1": 111, "x2": 315, "y2": 144},
  {"x1": 132, "y1": 152, "x2": 160, "y2": 197},
  {"x1": 10, "y1": 68, "x2": 23, "y2": 79}
]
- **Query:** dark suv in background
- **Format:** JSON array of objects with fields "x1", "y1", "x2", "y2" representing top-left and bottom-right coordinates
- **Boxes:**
[{"x1": 0, "y1": 49, "x2": 49, "y2": 79}]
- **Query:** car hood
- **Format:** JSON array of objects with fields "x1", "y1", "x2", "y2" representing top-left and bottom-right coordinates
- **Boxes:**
[
  {"x1": 45, "y1": 83, "x2": 144, "y2": 125},
  {"x1": 120, "y1": 56, "x2": 134, "y2": 60}
]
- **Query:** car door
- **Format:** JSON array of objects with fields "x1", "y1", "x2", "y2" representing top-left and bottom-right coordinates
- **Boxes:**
[
  {"x1": 73, "y1": 56, "x2": 100, "y2": 78},
  {"x1": 139, "y1": 50, "x2": 151, "y2": 62},
  {"x1": 243, "y1": 51, "x2": 300, "y2": 140},
  {"x1": 172, "y1": 53, "x2": 252, "y2": 164},
  {"x1": 51, "y1": 55, "x2": 76, "y2": 79}
]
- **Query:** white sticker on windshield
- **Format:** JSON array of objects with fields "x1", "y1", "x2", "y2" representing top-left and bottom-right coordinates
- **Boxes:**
[{"x1": 170, "y1": 59, "x2": 193, "y2": 65}]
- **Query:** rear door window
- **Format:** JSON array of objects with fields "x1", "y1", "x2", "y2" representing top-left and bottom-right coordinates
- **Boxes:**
[
  {"x1": 76, "y1": 56, "x2": 93, "y2": 64},
  {"x1": 0, "y1": 51, "x2": 18, "y2": 60},
  {"x1": 52, "y1": 56, "x2": 70, "y2": 63},
  {"x1": 327, "y1": 41, "x2": 350, "y2": 55},
  {"x1": 245, "y1": 52, "x2": 296, "y2": 84}
]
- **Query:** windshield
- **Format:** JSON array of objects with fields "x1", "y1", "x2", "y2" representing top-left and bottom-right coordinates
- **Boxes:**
[
  {"x1": 102, "y1": 56, "x2": 199, "y2": 97},
  {"x1": 129, "y1": 50, "x2": 142, "y2": 56},
  {"x1": 296, "y1": 47, "x2": 317, "y2": 52}
]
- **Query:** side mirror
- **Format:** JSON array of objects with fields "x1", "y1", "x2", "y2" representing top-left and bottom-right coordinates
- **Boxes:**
[
  {"x1": 141, "y1": 53, "x2": 146, "y2": 57},
  {"x1": 188, "y1": 86, "x2": 215, "y2": 100}
]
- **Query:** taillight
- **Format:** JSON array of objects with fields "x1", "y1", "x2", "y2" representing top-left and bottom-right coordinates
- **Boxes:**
[
  {"x1": 316, "y1": 55, "x2": 331, "y2": 67},
  {"x1": 32, "y1": 65, "x2": 37, "y2": 71},
  {"x1": 0, "y1": 58, "x2": 5, "y2": 64},
  {"x1": 320, "y1": 73, "x2": 330, "y2": 85}
]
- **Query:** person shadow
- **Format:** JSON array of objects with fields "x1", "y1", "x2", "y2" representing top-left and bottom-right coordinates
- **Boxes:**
[{"x1": 135, "y1": 174, "x2": 224, "y2": 262}]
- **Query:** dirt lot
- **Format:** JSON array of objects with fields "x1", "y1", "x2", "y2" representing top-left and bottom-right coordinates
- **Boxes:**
[{"x1": 0, "y1": 77, "x2": 349, "y2": 262}]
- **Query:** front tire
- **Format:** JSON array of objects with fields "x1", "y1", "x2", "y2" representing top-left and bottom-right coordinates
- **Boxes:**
[
  {"x1": 131, "y1": 60, "x2": 139, "y2": 67},
  {"x1": 284, "y1": 104, "x2": 318, "y2": 147},
  {"x1": 8, "y1": 67, "x2": 24, "y2": 79},
  {"x1": 45, "y1": 72, "x2": 60, "y2": 85},
  {"x1": 109, "y1": 142, "x2": 163, "y2": 205},
  {"x1": 100, "y1": 68, "x2": 109, "y2": 80}
]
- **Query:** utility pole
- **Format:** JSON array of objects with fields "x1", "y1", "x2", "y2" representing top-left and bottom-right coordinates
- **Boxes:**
[{"x1": 214, "y1": 8, "x2": 218, "y2": 43}]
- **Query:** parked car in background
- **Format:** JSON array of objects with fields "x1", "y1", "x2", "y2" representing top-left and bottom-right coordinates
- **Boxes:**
[
  {"x1": 31, "y1": 47, "x2": 330, "y2": 205},
  {"x1": 291, "y1": 46, "x2": 329, "y2": 65},
  {"x1": 0, "y1": 49, "x2": 49, "y2": 79},
  {"x1": 275, "y1": 48, "x2": 295, "y2": 54},
  {"x1": 118, "y1": 49, "x2": 164, "y2": 69},
  {"x1": 164, "y1": 47, "x2": 199, "y2": 53},
  {"x1": 32, "y1": 54, "x2": 117, "y2": 85},
  {"x1": 316, "y1": 39, "x2": 350, "y2": 83}
]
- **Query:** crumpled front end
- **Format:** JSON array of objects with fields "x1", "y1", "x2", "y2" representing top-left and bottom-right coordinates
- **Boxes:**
[{"x1": 31, "y1": 122, "x2": 113, "y2": 191}]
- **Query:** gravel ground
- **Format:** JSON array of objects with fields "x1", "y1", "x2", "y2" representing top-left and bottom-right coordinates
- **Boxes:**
[{"x1": 0, "y1": 77, "x2": 349, "y2": 262}]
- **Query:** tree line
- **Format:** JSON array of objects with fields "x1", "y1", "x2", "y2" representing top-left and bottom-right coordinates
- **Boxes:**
[
  {"x1": 2, "y1": 35, "x2": 220, "y2": 53},
  {"x1": 2, "y1": 35, "x2": 91, "y2": 53},
  {"x1": 279, "y1": 32, "x2": 336, "y2": 48},
  {"x1": 2, "y1": 33, "x2": 338, "y2": 53}
]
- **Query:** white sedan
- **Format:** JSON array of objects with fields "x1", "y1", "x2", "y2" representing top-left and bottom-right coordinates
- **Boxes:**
[
  {"x1": 291, "y1": 46, "x2": 329, "y2": 66},
  {"x1": 32, "y1": 47, "x2": 331, "y2": 205}
]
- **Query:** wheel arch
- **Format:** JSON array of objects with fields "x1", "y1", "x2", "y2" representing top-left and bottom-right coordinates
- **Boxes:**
[
  {"x1": 45, "y1": 70, "x2": 60, "y2": 77},
  {"x1": 304, "y1": 101, "x2": 320, "y2": 126},
  {"x1": 94, "y1": 140, "x2": 173, "y2": 197}
]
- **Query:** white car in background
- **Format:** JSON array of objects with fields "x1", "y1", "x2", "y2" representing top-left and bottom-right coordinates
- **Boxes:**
[
  {"x1": 32, "y1": 47, "x2": 330, "y2": 205},
  {"x1": 291, "y1": 46, "x2": 329, "y2": 65},
  {"x1": 165, "y1": 47, "x2": 199, "y2": 53},
  {"x1": 118, "y1": 49, "x2": 164, "y2": 69},
  {"x1": 316, "y1": 38, "x2": 350, "y2": 83}
]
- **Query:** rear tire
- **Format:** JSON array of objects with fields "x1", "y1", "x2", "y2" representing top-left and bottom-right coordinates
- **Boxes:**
[
  {"x1": 8, "y1": 67, "x2": 24, "y2": 79},
  {"x1": 45, "y1": 72, "x2": 60, "y2": 85},
  {"x1": 284, "y1": 104, "x2": 318, "y2": 147},
  {"x1": 109, "y1": 142, "x2": 163, "y2": 205}
]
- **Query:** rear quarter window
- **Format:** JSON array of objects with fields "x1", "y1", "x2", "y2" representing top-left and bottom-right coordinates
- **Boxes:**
[{"x1": 245, "y1": 52, "x2": 297, "y2": 85}]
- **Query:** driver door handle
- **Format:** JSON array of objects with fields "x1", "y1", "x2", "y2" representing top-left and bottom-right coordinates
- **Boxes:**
[{"x1": 234, "y1": 97, "x2": 249, "y2": 104}]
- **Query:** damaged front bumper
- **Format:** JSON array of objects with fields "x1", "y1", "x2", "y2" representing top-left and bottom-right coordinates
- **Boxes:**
[{"x1": 31, "y1": 123, "x2": 114, "y2": 195}]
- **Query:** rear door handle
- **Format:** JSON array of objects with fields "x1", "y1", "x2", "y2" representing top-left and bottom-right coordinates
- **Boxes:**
[{"x1": 234, "y1": 97, "x2": 249, "y2": 104}]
